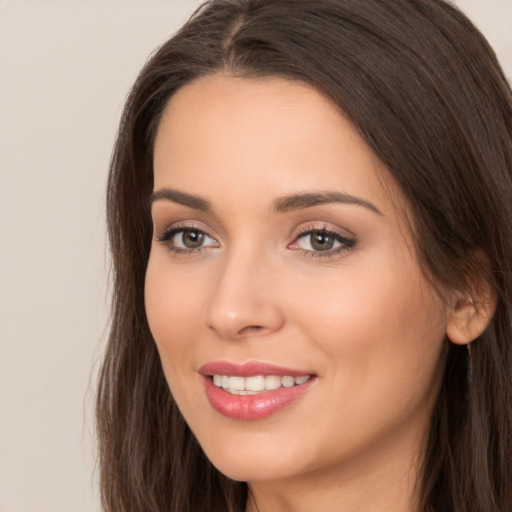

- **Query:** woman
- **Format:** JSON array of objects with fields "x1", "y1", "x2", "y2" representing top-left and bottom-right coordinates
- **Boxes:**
[{"x1": 96, "y1": 1, "x2": 512, "y2": 511}]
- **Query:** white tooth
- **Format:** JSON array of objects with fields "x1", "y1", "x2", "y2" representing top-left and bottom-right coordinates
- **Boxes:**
[
  {"x1": 265, "y1": 375, "x2": 281, "y2": 390},
  {"x1": 229, "y1": 388, "x2": 240, "y2": 395},
  {"x1": 238, "y1": 390, "x2": 248, "y2": 395},
  {"x1": 228, "y1": 376, "x2": 245, "y2": 391},
  {"x1": 213, "y1": 374, "x2": 222, "y2": 387},
  {"x1": 221, "y1": 375, "x2": 230, "y2": 389},
  {"x1": 294, "y1": 375, "x2": 310, "y2": 385},
  {"x1": 245, "y1": 375, "x2": 265, "y2": 392},
  {"x1": 281, "y1": 376, "x2": 295, "y2": 388}
]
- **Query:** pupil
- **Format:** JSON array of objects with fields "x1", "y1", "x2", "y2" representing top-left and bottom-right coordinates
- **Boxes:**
[
  {"x1": 183, "y1": 230, "x2": 204, "y2": 248},
  {"x1": 311, "y1": 232, "x2": 333, "y2": 251}
]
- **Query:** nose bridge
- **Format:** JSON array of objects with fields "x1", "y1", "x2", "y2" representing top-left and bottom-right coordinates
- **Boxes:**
[{"x1": 204, "y1": 240, "x2": 284, "y2": 340}]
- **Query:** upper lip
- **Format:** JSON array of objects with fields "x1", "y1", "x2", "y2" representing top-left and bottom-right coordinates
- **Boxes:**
[{"x1": 199, "y1": 361, "x2": 313, "y2": 377}]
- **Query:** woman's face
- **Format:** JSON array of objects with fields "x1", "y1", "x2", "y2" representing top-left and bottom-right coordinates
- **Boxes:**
[{"x1": 146, "y1": 75, "x2": 451, "y2": 485}]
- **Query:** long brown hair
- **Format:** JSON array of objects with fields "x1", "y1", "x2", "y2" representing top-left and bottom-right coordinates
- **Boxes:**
[{"x1": 96, "y1": 1, "x2": 512, "y2": 510}]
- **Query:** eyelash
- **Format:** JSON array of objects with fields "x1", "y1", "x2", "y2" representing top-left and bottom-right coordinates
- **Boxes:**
[
  {"x1": 292, "y1": 224, "x2": 356, "y2": 258},
  {"x1": 155, "y1": 223, "x2": 356, "y2": 258},
  {"x1": 155, "y1": 223, "x2": 217, "y2": 256}
]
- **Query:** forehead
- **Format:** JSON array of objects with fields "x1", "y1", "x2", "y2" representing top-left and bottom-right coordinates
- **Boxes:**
[{"x1": 153, "y1": 73, "x2": 401, "y2": 219}]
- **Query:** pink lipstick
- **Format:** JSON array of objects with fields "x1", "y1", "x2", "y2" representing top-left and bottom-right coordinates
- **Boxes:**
[{"x1": 199, "y1": 361, "x2": 315, "y2": 420}]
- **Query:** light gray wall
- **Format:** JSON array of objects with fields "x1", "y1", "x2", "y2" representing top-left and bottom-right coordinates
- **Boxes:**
[
  {"x1": 0, "y1": 3, "x2": 201, "y2": 511},
  {"x1": 0, "y1": 1, "x2": 510, "y2": 511}
]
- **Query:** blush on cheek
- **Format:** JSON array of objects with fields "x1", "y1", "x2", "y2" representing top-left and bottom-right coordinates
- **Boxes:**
[
  {"x1": 145, "y1": 262, "x2": 207, "y2": 381},
  {"x1": 145, "y1": 260, "x2": 191, "y2": 334},
  {"x1": 299, "y1": 257, "x2": 444, "y2": 368}
]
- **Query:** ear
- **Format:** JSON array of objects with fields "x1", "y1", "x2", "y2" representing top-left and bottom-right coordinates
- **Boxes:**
[{"x1": 445, "y1": 280, "x2": 497, "y2": 345}]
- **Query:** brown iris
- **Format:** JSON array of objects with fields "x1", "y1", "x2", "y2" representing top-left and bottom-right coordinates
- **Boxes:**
[
  {"x1": 181, "y1": 229, "x2": 205, "y2": 249},
  {"x1": 310, "y1": 231, "x2": 336, "y2": 251}
]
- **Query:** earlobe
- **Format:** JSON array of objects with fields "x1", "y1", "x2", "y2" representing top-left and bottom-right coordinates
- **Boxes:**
[{"x1": 446, "y1": 288, "x2": 497, "y2": 345}]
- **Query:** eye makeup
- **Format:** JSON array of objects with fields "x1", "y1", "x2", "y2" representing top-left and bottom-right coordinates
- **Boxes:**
[
  {"x1": 289, "y1": 223, "x2": 356, "y2": 259},
  {"x1": 154, "y1": 220, "x2": 356, "y2": 260},
  {"x1": 155, "y1": 223, "x2": 219, "y2": 256}
]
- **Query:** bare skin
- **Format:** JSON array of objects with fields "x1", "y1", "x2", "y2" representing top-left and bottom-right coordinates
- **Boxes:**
[{"x1": 145, "y1": 74, "x2": 493, "y2": 512}]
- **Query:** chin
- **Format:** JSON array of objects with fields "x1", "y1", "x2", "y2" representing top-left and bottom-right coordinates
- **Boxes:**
[
  {"x1": 195, "y1": 426, "x2": 313, "y2": 484},
  {"x1": 209, "y1": 455, "x2": 295, "y2": 483}
]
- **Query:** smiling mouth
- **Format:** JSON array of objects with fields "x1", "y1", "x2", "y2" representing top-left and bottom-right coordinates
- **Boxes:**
[
  {"x1": 212, "y1": 374, "x2": 312, "y2": 395},
  {"x1": 201, "y1": 363, "x2": 316, "y2": 419}
]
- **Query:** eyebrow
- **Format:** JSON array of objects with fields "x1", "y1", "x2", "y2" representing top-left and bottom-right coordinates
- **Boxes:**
[
  {"x1": 148, "y1": 188, "x2": 211, "y2": 212},
  {"x1": 271, "y1": 191, "x2": 383, "y2": 216},
  {"x1": 149, "y1": 188, "x2": 382, "y2": 216}
]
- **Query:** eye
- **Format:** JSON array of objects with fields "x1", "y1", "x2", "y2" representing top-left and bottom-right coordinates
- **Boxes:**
[
  {"x1": 173, "y1": 229, "x2": 209, "y2": 249},
  {"x1": 290, "y1": 226, "x2": 355, "y2": 257},
  {"x1": 156, "y1": 226, "x2": 218, "y2": 254},
  {"x1": 298, "y1": 230, "x2": 340, "y2": 252}
]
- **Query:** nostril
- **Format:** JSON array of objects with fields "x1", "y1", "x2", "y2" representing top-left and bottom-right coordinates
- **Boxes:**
[
  {"x1": 208, "y1": 323, "x2": 265, "y2": 337},
  {"x1": 238, "y1": 325, "x2": 265, "y2": 336}
]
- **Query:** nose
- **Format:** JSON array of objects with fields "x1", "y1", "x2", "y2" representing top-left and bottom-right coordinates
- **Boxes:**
[{"x1": 204, "y1": 248, "x2": 285, "y2": 340}]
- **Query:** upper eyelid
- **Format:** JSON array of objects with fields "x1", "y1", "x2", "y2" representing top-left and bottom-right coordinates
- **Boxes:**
[
  {"x1": 152, "y1": 212, "x2": 227, "y2": 238},
  {"x1": 157, "y1": 227, "x2": 219, "y2": 248},
  {"x1": 155, "y1": 221, "x2": 214, "y2": 236},
  {"x1": 154, "y1": 220, "x2": 356, "y2": 246},
  {"x1": 292, "y1": 228, "x2": 355, "y2": 247},
  {"x1": 292, "y1": 222, "x2": 356, "y2": 241},
  {"x1": 155, "y1": 225, "x2": 219, "y2": 254}
]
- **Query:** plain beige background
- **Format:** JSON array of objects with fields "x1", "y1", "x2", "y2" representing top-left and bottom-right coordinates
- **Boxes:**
[{"x1": 0, "y1": 1, "x2": 510, "y2": 511}]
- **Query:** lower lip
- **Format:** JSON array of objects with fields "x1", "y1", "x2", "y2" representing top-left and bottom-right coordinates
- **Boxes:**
[{"x1": 203, "y1": 376, "x2": 315, "y2": 420}]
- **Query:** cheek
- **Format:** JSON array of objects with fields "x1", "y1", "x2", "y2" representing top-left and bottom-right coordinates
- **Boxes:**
[
  {"x1": 144, "y1": 256, "x2": 206, "y2": 376},
  {"x1": 285, "y1": 261, "x2": 447, "y2": 459},
  {"x1": 291, "y1": 256, "x2": 447, "y2": 396}
]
